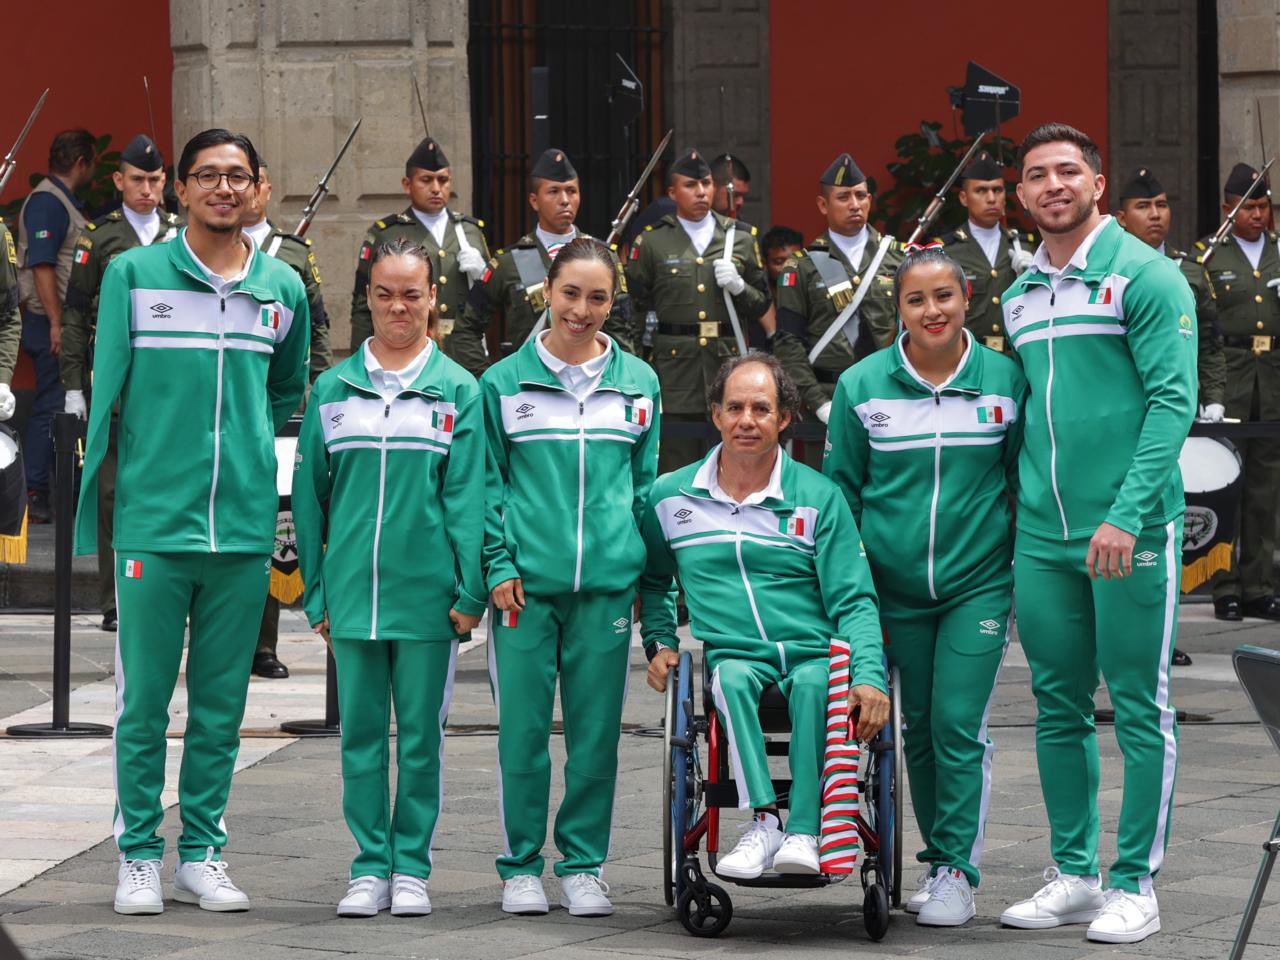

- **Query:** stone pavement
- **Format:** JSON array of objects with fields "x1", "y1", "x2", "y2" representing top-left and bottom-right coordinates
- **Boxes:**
[{"x1": 0, "y1": 604, "x2": 1277, "y2": 959}]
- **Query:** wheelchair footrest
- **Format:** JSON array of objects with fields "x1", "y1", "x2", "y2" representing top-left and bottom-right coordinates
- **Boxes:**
[{"x1": 715, "y1": 872, "x2": 840, "y2": 889}]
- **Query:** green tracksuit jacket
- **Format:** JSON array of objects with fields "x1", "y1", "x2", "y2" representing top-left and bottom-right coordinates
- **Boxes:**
[
  {"x1": 637, "y1": 446, "x2": 886, "y2": 693},
  {"x1": 823, "y1": 330, "x2": 1028, "y2": 603},
  {"x1": 74, "y1": 229, "x2": 310, "y2": 556},
  {"x1": 481, "y1": 334, "x2": 661, "y2": 595},
  {"x1": 293, "y1": 342, "x2": 487, "y2": 642},
  {"x1": 1000, "y1": 218, "x2": 1197, "y2": 539}
]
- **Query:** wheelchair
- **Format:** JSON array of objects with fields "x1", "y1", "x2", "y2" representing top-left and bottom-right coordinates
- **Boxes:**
[{"x1": 662, "y1": 650, "x2": 904, "y2": 940}]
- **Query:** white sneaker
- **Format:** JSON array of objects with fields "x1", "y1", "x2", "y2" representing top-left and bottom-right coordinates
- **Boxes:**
[
  {"x1": 917, "y1": 868, "x2": 975, "y2": 926},
  {"x1": 173, "y1": 849, "x2": 249, "y2": 912},
  {"x1": 114, "y1": 859, "x2": 164, "y2": 915},
  {"x1": 1000, "y1": 866, "x2": 1103, "y2": 929},
  {"x1": 772, "y1": 833, "x2": 820, "y2": 875},
  {"x1": 558, "y1": 873, "x2": 613, "y2": 917},
  {"x1": 715, "y1": 816, "x2": 783, "y2": 880},
  {"x1": 337, "y1": 875, "x2": 390, "y2": 917},
  {"x1": 390, "y1": 874, "x2": 431, "y2": 917},
  {"x1": 502, "y1": 874, "x2": 549, "y2": 915},
  {"x1": 905, "y1": 867, "x2": 938, "y2": 915},
  {"x1": 1087, "y1": 888, "x2": 1161, "y2": 943}
]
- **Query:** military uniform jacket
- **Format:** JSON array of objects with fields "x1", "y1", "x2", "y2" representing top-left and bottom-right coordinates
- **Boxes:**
[
  {"x1": 0, "y1": 221, "x2": 21, "y2": 384},
  {"x1": 773, "y1": 228, "x2": 904, "y2": 413},
  {"x1": 452, "y1": 226, "x2": 634, "y2": 378},
  {"x1": 939, "y1": 224, "x2": 1036, "y2": 353},
  {"x1": 350, "y1": 206, "x2": 489, "y2": 355},
  {"x1": 1167, "y1": 244, "x2": 1225, "y2": 408},
  {"x1": 1197, "y1": 231, "x2": 1280, "y2": 420},
  {"x1": 61, "y1": 208, "x2": 182, "y2": 391},
  {"x1": 625, "y1": 211, "x2": 770, "y2": 415},
  {"x1": 261, "y1": 221, "x2": 332, "y2": 382}
]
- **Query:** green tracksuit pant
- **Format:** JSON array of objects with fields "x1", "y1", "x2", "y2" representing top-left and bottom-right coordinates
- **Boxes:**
[
  {"x1": 881, "y1": 585, "x2": 1010, "y2": 887},
  {"x1": 1014, "y1": 521, "x2": 1182, "y2": 895},
  {"x1": 710, "y1": 654, "x2": 827, "y2": 836},
  {"x1": 332, "y1": 637, "x2": 458, "y2": 880},
  {"x1": 487, "y1": 589, "x2": 633, "y2": 879},
  {"x1": 112, "y1": 550, "x2": 270, "y2": 862}
]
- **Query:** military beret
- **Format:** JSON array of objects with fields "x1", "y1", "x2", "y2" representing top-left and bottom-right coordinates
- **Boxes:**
[
  {"x1": 120, "y1": 134, "x2": 163, "y2": 173},
  {"x1": 407, "y1": 137, "x2": 450, "y2": 172},
  {"x1": 960, "y1": 150, "x2": 1003, "y2": 183},
  {"x1": 820, "y1": 152, "x2": 865, "y2": 188},
  {"x1": 670, "y1": 148, "x2": 711, "y2": 180},
  {"x1": 530, "y1": 148, "x2": 578, "y2": 182},
  {"x1": 1118, "y1": 167, "x2": 1166, "y2": 201},
  {"x1": 1225, "y1": 162, "x2": 1262, "y2": 197}
]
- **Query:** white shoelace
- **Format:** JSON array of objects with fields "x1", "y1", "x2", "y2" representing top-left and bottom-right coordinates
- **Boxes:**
[
  {"x1": 732, "y1": 819, "x2": 775, "y2": 857},
  {"x1": 394, "y1": 875, "x2": 427, "y2": 898},
  {"x1": 930, "y1": 870, "x2": 968, "y2": 904},
  {"x1": 562, "y1": 874, "x2": 609, "y2": 898},
  {"x1": 124, "y1": 859, "x2": 161, "y2": 892},
  {"x1": 191, "y1": 855, "x2": 235, "y2": 890},
  {"x1": 1099, "y1": 888, "x2": 1150, "y2": 922},
  {"x1": 505, "y1": 874, "x2": 543, "y2": 897},
  {"x1": 1033, "y1": 865, "x2": 1077, "y2": 902}
]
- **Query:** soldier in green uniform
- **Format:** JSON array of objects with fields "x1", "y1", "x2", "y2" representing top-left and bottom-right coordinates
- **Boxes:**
[
  {"x1": 350, "y1": 137, "x2": 489, "y2": 357},
  {"x1": 625, "y1": 148, "x2": 770, "y2": 473},
  {"x1": 0, "y1": 221, "x2": 22, "y2": 420},
  {"x1": 936, "y1": 151, "x2": 1036, "y2": 355},
  {"x1": 1197, "y1": 162, "x2": 1280, "y2": 621},
  {"x1": 1113, "y1": 167, "x2": 1226, "y2": 422},
  {"x1": 241, "y1": 156, "x2": 332, "y2": 383},
  {"x1": 772, "y1": 153, "x2": 904, "y2": 431},
  {"x1": 60, "y1": 135, "x2": 180, "y2": 632},
  {"x1": 452, "y1": 148, "x2": 632, "y2": 377},
  {"x1": 241, "y1": 156, "x2": 333, "y2": 678}
]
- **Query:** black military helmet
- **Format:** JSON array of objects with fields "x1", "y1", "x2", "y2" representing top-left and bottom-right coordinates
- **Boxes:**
[
  {"x1": 820, "y1": 152, "x2": 865, "y2": 188},
  {"x1": 120, "y1": 134, "x2": 163, "y2": 173}
]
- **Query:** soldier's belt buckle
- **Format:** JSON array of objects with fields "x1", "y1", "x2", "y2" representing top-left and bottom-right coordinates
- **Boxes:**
[
  {"x1": 1253, "y1": 335, "x2": 1272, "y2": 355},
  {"x1": 437, "y1": 318, "x2": 455, "y2": 337},
  {"x1": 827, "y1": 280, "x2": 854, "y2": 311},
  {"x1": 984, "y1": 336, "x2": 1005, "y2": 352},
  {"x1": 524, "y1": 283, "x2": 547, "y2": 312},
  {"x1": 699, "y1": 321, "x2": 719, "y2": 339}
]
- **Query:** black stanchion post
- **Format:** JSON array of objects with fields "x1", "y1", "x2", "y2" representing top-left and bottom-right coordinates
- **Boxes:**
[
  {"x1": 8, "y1": 413, "x2": 112, "y2": 738},
  {"x1": 280, "y1": 646, "x2": 340, "y2": 737}
]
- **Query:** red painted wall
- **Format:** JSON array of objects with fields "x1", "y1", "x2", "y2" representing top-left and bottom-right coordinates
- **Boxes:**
[
  {"x1": 0, "y1": 5, "x2": 173, "y2": 206},
  {"x1": 768, "y1": 3, "x2": 1110, "y2": 239}
]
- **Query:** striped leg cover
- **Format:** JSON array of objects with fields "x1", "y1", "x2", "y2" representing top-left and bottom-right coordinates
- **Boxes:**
[{"x1": 819, "y1": 636, "x2": 861, "y2": 874}]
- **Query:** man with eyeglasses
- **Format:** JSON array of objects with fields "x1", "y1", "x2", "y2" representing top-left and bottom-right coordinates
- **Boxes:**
[{"x1": 73, "y1": 129, "x2": 310, "y2": 917}]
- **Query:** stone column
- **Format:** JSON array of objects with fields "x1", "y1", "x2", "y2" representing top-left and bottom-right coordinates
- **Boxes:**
[
  {"x1": 1219, "y1": 1, "x2": 1280, "y2": 196},
  {"x1": 170, "y1": 0, "x2": 472, "y2": 353}
]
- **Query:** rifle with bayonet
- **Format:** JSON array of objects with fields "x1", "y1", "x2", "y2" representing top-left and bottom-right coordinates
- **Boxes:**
[
  {"x1": 1199, "y1": 157, "x2": 1276, "y2": 267},
  {"x1": 905, "y1": 132, "x2": 989, "y2": 246},
  {"x1": 0, "y1": 89, "x2": 50, "y2": 196},
  {"x1": 605, "y1": 128, "x2": 672, "y2": 247},
  {"x1": 294, "y1": 119, "x2": 362, "y2": 238}
]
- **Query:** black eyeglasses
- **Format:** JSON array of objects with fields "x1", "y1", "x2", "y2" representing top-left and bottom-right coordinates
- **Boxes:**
[{"x1": 188, "y1": 169, "x2": 257, "y2": 192}]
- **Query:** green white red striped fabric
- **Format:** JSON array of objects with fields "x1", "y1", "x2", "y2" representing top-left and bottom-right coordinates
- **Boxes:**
[{"x1": 820, "y1": 636, "x2": 861, "y2": 873}]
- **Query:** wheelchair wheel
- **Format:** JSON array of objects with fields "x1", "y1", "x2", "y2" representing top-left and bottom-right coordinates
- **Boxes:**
[
  {"x1": 677, "y1": 882, "x2": 733, "y2": 937},
  {"x1": 862, "y1": 880, "x2": 890, "y2": 941},
  {"x1": 665, "y1": 652, "x2": 697, "y2": 905}
]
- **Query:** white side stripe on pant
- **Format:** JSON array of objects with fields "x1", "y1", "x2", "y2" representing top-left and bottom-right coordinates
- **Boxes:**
[
  {"x1": 710, "y1": 667, "x2": 752, "y2": 809},
  {"x1": 111, "y1": 574, "x2": 127, "y2": 855},
  {"x1": 1145, "y1": 520, "x2": 1180, "y2": 883}
]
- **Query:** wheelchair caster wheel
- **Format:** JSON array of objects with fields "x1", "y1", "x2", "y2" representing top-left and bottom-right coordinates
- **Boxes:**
[
  {"x1": 863, "y1": 882, "x2": 890, "y2": 941},
  {"x1": 677, "y1": 883, "x2": 733, "y2": 937}
]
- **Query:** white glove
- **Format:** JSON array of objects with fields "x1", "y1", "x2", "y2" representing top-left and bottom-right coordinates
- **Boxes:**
[
  {"x1": 1198, "y1": 402, "x2": 1225, "y2": 423},
  {"x1": 815, "y1": 401, "x2": 832, "y2": 425},
  {"x1": 1010, "y1": 247, "x2": 1035, "y2": 272},
  {"x1": 0, "y1": 384, "x2": 13, "y2": 422},
  {"x1": 457, "y1": 247, "x2": 486, "y2": 282},
  {"x1": 714, "y1": 258, "x2": 746, "y2": 296},
  {"x1": 64, "y1": 389, "x2": 86, "y2": 419}
]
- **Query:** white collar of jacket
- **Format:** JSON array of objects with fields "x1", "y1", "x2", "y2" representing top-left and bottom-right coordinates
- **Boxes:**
[
  {"x1": 1030, "y1": 214, "x2": 1112, "y2": 277},
  {"x1": 695, "y1": 443, "x2": 785, "y2": 507},
  {"x1": 362, "y1": 337, "x2": 435, "y2": 394},
  {"x1": 535, "y1": 330, "x2": 611, "y2": 380}
]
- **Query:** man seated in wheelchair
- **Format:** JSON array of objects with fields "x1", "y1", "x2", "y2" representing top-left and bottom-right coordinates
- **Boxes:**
[{"x1": 639, "y1": 353, "x2": 890, "y2": 878}]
